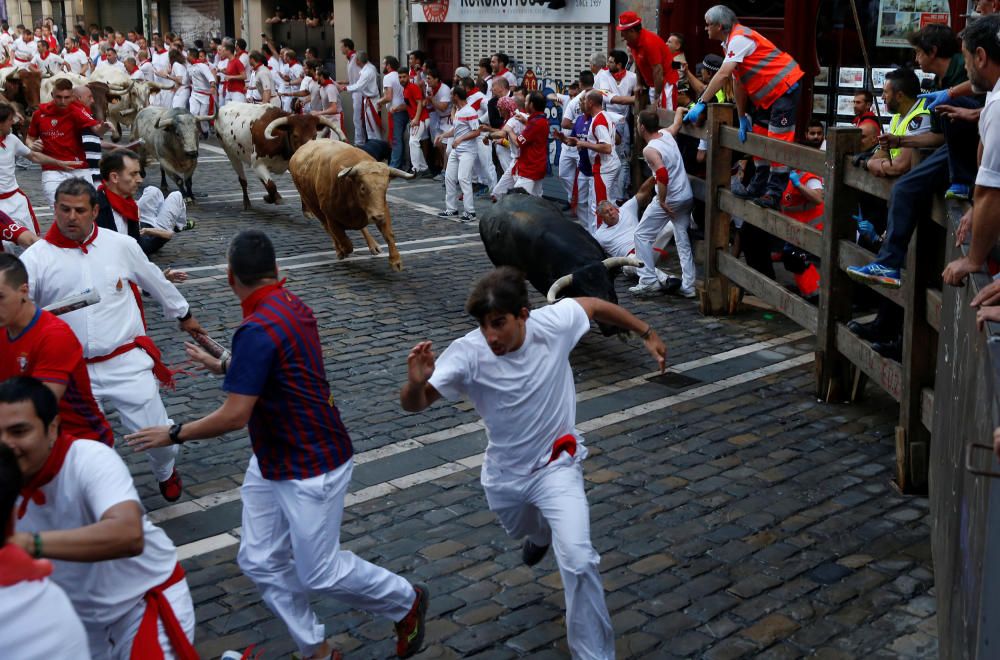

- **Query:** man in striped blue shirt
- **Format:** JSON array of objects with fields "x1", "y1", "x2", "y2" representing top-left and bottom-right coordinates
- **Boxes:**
[{"x1": 126, "y1": 230, "x2": 429, "y2": 659}]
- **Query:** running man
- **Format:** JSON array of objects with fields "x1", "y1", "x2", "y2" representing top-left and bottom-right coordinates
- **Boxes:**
[{"x1": 400, "y1": 267, "x2": 667, "y2": 659}]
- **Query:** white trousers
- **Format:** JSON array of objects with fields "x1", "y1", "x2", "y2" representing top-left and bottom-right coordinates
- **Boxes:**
[
  {"x1": 484, "y1": 459, "x2": 614, "y2": 660},
  {"x1": 612, "y1": 123, "x2": 630, "y2": 202},
  {"x1": 445, "y1": 149, "x2": 476, "y2": 214},
  {"x1": 512, "y1": 176, "x2": 543, "y2": 196},
  {"x1": 0, "y1": 188, "x2": 39, "y2": 233},
  {"x1": 474, "y1": 138, "x2": 496, "y2": 189},
  {"x1": 155, "y1": 90, "x2": 173, "y2": 108},
  {"x1": 171, "y1": 88, "x2": 190, "y2": 109},
  {"x1": 361, "y1": 96, "x2": 383, "y2": 142},
  {"x1": 139, "y1": 187, "x2": 186, "y2": 233},
  {"x1": 188, "y1": 92, "x2": 212, "y2": 133},
  {"x1": 591, "y1": 162, "x2": 620, "y2": 234},
  {"x1": 226, "y1": 91, "x2": 247, "y2": 105},
  {"x1": 86, "y1": 579, "x2": 195, "y2": 660},
  {"x1": 351, "y1": 92, "x2": 364, "y2": 145},
  {"x1": 558, "y1": 152, "x2": 579, "y2": 203},
  {"x1": 493, "y1": 160, "x2": 517, "y2": 197},
  {"x1": 238, "y1": 456, "x2": 415, "y2": 656},
  {"x1": 408, "y1": 119, "x2": 429, "y2": 172},
  {"x1": 497, "y1": 146, "x2": 513, "y2": 173},
  {"x1": 42, "y1": 170, "x2": 82, "y2": 206},
  {"x1": 88, "y1": 348, "x2": 177, "y2": 481},
  {"x1": 636, "y1": 197, "x2": 695, "y2": 291},
  {"x1": 576, "y1": 174, "x2": 594, "y2": 233}
]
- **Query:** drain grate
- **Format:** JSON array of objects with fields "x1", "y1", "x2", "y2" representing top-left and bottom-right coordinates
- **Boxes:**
[{"x1": 646, "y1": 372, "x2": 702, "y2": 389}]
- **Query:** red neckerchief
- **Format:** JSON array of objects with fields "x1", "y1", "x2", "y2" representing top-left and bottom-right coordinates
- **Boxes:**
[
  {"x1": 67, "y1": 47, "x2": 79, "y2": 54},
  {"x1": 611, "y1": 69, "x2": 627, "y2": 82},
  {"x1": 241, "y1": 279, "x2": 287, "y2": 318},
  {"x1": 17, "y1": 432, "x2": 76, "y2": 519},
  {"x1": 99, "y1": 184, "x2": 139, "y2": 223},
  {"x1": 430, "y1": 81, "x2": 441, "y2": 96},
  {"x1": 347, "y1": 50, "x2": 356, "y2": 59},
  {"x1": 155, "y1": 48, "x2": 166, "y2": 55},
  {"x1": 498, "y1": 67, "x2": 509, "y2": 76},
  {"x1": 0, "y1": 135, "x2": 6, "y2": 148},
  {"x1": 38, "y1": 52, "x2": 49, "y2": 60},
  {"x1": 287, "y1": 58, "x2": 299, "y2": 66},
  {"x1": 0, "y1": 544, "x2": 54, "y2": 586},
  {"x1": 44, "y1": 222, "x2": 98, "y2": 253}
]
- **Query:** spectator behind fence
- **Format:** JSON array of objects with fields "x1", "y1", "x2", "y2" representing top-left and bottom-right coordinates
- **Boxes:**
[{"x1": 847, "y1": 24, "x2": 980, "y2": 290}]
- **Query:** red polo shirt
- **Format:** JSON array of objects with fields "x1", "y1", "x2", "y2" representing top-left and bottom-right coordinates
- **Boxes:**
[
  {"x1": 26, "y1": 102, "x2": 99, "y2": 171},
  {"x1": 629, "y1": 29, "x2": 678, "y2": 90},
  {"x1": 225, "y1": 58, "x2": 246, "y2": 94},
  {"x1": 514, "y1": 112, "x2": 550, "y2": 181},
  {"x1": 402, "y1": 82, "x2": 430, "y2": 122}
]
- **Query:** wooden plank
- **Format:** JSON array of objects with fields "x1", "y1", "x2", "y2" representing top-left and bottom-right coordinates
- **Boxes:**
[
  {"x1": 718, "y1": 124, "x2": 827, "y2": 176},
  {"x1": 920, "y1": 387, "x2": 934, "y2": 432},
  {"x1": 689, "y1": 175, "x2": 706, "y2": 203},
  {"x1": 656, "y1": 108, "x2": 707, "y2": 141},
  {"x1": 719, "y1": 189, "x2": 824, "y2": 256},
  {"x1": 717, "y1": 252, "x2": 819, "y2": 333},
  {"x1": 835, "y1": 323, "x2": 904, "y2": 402},
  {"x1": 837, "y1": 240, "x2": 907, "y2": 308},
  {"x1": 700, "y1": 103, "x2": 737, "y2": 314},
  {"x1": 843, "y1": 163, "x2": 894, "y2": 201},
  {"x1": 926, "y1": 288, "x2": 942, "y2": 332}
]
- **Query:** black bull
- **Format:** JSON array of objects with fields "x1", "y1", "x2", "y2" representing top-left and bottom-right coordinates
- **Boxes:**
[{"x1": 478, "y1": 191, "x2": 640, "y2": 336}]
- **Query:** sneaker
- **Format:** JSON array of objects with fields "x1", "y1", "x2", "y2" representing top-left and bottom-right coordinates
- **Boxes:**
[
  {"x1": 846, "y1": 262, "x2": 902, "y2": 289},
  {"x1": 847, "y1": 318, "x2": 893, "y2": 343},
  {"x1": 432, "y1": 173, "x2": 445, "y2": 182},
  {"x1": 661, "y1": 276, "x2": 682, "y2": 294},
  {"x1": 751, "y1": 193, "x2": 780, "y2": 210},
  {"x1": 674, "y1": 287, "x2": 697, "y2": 299},
  {"x1": 629, "y1": 282, "x2": 664, "y2": 297},
  {"x1": 437, "y1": 210, "x2": 459, "y2": 218},
  {"x1": 872, "y1": 336, "x2": 903, "y2": 362},
  {"x1": 158, "y1": 468, "x2": 183, "y2": 502},
  {"x1": 732, "y1": 186, "x2": 757, "y2": 200},
  {"x1": 182, "y1": 218, "x2": 196, "y2": 231},
  {"x1": 522, "y1": 539, "x2": 550, "y2": 567},
  {"x1": 289, "y1": 642, "x2": 342, "y2": 660},
  {"x1": 944, "y1": 183, "x2": 971, "y2": 201},
  {"x1": 460, "y1": 211, "x2": 477, "y2": 223},
  {"x1": 395, "y1": 583, "x2": 429, "y2": 658}
]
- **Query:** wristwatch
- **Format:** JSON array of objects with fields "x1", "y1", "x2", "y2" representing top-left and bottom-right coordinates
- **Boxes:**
[{"x1": 169, "y1": 423, "x2": 185, "y2": 445}]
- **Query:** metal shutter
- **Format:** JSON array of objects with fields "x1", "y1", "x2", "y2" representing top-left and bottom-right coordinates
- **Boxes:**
[{"x1": 461, "y1": 23, "x2": 607, "y2": 86}]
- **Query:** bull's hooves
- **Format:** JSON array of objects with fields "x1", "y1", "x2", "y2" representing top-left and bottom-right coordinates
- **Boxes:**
[
  {"x1": 368, "y1": 246, "x2": 382, "y2": 256},
  {"x1": 390, "y1": 262, "x2": 404, "y2": 272},
  {"x1": 262, "y1": 196, "x2": 284, "y2": 205}
]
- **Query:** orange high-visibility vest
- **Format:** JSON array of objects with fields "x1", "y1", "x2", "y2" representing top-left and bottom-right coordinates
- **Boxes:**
[
  {"x1": 781, "y1": 172, "x2": 824, "y2": 230},
  {"x1": 725, "y1": 24, "x2": 804, "y2": 110}
]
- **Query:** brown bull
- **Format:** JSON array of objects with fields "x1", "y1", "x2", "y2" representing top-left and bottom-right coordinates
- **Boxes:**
[{"x1": 289, "y1": 140, "x2": 413, "y2": 271}]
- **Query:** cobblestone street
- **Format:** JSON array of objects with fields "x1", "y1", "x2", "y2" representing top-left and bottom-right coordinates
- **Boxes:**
[{"x1": 20, "y1": 139, "x2": 938, "y2": 659}]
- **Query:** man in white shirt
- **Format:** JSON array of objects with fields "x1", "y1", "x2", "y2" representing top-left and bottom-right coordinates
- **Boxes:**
[
  {"x1": 572, "y1": 91, "x2": 620, "y2": 234},
  {"x1": 151, "y1": 37, "x2": 172, "y2": 107},
  {"x1": 0, "y1": 443, "x2": 90, "y2": 660},
  {"x1": 345, "y1": 50, "x2": 383, "y2": 143},
  {"x1": 188, "y1": 51, "x2": 216, "y2": 136},
  {"x1": 313, "y1": 69, "x2": 343, "y2": 130},
  {"x1": 246, "y1": 51, "x2": 277, "y2": 107},
  {"x1": 278, "y1": 50, "x2": 304, "y2": 112},
  {"x1": 630, "y1": 110, "x2": 696, "y2": 298},
  {"x1": 436, "y1": 86, "x2": 480, "y2": 222},
  {"x1": 10, "y1": 30, "x2": 37, "y2": 69},
  {"x1": 463, "y1": 78, "x2": 497, "y2": 192},
  {"x1": 341, "y1": 38, "x2": 363, "y2": 145},
  {"x1": 280, "y1": 60, "x2": 320, "y2": 113},
  {"x1": 113, "y1": 31, "x2": 138, "y2": 60},
  {"x1": 558, "y1": 73, "x2": 592, "y2": 209},
  {"x1": 400, "y1": 267, "x2": 666, "y2": 660},
  {"x1": 29, "y1": 38, "x2": 61, "y2": 75},
  {"x1": 425, "y1": 69, "x2": 451, "y2": 176},
  {"x1": 4, "y1": 377, "x2": 196, "y2": 659},
  {"x1": 61, "y1": 35, "x2": 90, "y2": 75},
  {"x1": 600, "y1": 50, "x2": 638, "y2": 203},
  {"x1": 379, "y1": 55, "x2": 407, "y2": 169},
  {"x1": 20, "y1": 177, "x2": 205, "y2": 500},
  {"x1": 95, "y1": 46, "x2": 126, "y2": 74},
  {"x1": 487, "y1": 95, "x2": 526, "y2": 197}
]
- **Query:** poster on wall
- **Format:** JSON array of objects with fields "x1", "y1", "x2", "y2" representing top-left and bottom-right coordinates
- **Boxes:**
[
  {"x1": 412, "y1": 0, "x2": 612, "y2": 24},
  {"x1": 876, "y1": 0, "x2": 950, "y2": 47}
]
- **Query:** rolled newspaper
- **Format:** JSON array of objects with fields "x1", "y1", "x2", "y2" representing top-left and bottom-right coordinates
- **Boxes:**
[
  {"x1": 194, "y1": 333, "x2": 231, "y2": 362},
  {"x1": 43, "y1": 289, "x2": 101, "y2": 316}
]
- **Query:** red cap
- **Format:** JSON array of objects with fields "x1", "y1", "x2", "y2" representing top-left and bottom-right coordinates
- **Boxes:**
[{"x1": 617, "y1": 11, "x2": 642, "y2": 31}]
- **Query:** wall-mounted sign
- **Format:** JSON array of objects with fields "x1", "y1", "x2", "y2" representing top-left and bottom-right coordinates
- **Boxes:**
[
  {"x1": 876, "y1": 0, "x2": 950, "y2": 48},
  {"x1": 412, "y1": 0, "x2": 612, "y2": 24}
]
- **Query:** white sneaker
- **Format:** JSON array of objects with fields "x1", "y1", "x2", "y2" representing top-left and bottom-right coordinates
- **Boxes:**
[
  {"x1": 629, "y1": 282, "x2": 663, "y2": 298},
  {"x1": 677, "y1": 287, "x2": 697, "y2": 299}
]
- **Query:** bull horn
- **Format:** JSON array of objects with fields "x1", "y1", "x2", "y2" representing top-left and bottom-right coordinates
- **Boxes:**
[
  {"x1": 155, "y1": 116, "x2": 174, "y2": 129},
  {"x1": 263, "y1": 116, "x2": 290, "y2": 140},
  {"x1": 546, "y1": 274, "x2": 574, "y2": 304},
  {"x1": 119, "y1": 108, "x2": 136, "y2": 116},
  {"x1": 318, "y1": 116, "x2": 346, "y2": 141},
  {"x1": 146, "y1": 80, "x2": 174, "y2": 90},
  {"x1": 337, "y1": 165, "x2": 355, "y2": 179},
  {"x1": 602, "y1": 257, "x2": 643, "y2": 270},
  {"x1": 193, "y1": 113, "x2": 215, "y2": 122},
  {"x1": 387, "y1": 167, "x2": 414, "y2": 179}
]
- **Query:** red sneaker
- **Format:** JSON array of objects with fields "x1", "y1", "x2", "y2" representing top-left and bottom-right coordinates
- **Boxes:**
[
  {"x1": 395, "y1": 583, "x2": 429, "y2": 658},
  {"x1": 158, "y1": 468, "x2": 183, "y2": 502}
]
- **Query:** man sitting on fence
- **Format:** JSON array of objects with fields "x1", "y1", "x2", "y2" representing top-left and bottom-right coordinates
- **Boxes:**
[{"x1": 847, "y1": 24, "x2": 981, "y2": 290}]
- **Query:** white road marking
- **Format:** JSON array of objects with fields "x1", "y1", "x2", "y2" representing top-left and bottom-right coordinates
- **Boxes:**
[
  {"x1": 199, "y1": 143, "x2": 228, "y2": 155},
  {"x1": 152, "y1": 333, "x2": 811, "y2": 526}
]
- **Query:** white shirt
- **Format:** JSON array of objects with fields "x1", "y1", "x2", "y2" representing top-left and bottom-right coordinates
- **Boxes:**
[
  {"x1": 722, "y1": 33, "x2": 757, "y2": 65},
  {"x1": 587, "y1": 110, "x2": 620, "y2": 172},
  {"x1": 600, "y1": 70, "x2": 637, "y2": 118},
  {"x1": 595, "y1": 197, "x2": 640, "y2": 257},
  {"x1": 115, "y1": 39, "x2": 138, "y2": 60},
  {"x1": 645, "y1": 129, "x2": 693, "y2": 203},
  {"x1": 62, "y1": 48, "x2": 89, "y2": 74},
  {"x1": 560, "y1": 91, "x2": 588, "y2": 157},
  {"x1": 30, "y1": 51, "x2": 61, "y2": 75},
  {"x1": 299, "y1": 75, "x2": 320, "y2": 112},
  {"x1": 0, "y1": 31, "x2": 12, "y2": 48},
  {"x1": 95, "y1": 59, "x2": 126, "y2": 74},
  {"x1": 347, "y1": 52, "x2": 361, "y2": 86},
  {"x1": 16, "y1": 441, "x2": 179, "y2": 627},
  {"x1": 282, "y1": 61, "x2": 304, "y2": 93},
  {"x1": 979, "y1": 77, "x2": 1000, "y2": 189},
  {"x1": 11, "y1": 37, "x2": 38, "y2": 65},
  {"x1": 0, "y1": 134, "x2": 31, "y2": 193},
  {"x1": 593, "y1": 68, "x2": 616, "y2": 97},
  {"x1": 0, "y1": 570, "x2": 89, "y2": 660},
  {"x1": 21, "y1": 227, "x2": 189, "y2": 358},
  {"x1": 429, "y1": 299, "x2": 592, "y2": 477},
  {"x1": 321, "y1": 81, "x2": 341, "y2": 110},
  {"x1": 502, "y1": 115, "x2": 526, "y2": 160},
  {"x1": 171, "y1": 61, "x2": 190, "y2": 89},
  {"x1": 214, "y1": 56, "x2": 229, "y2": 88},
  {"x1": 451, "y1": 103, "x2": 480, "y2": 155},
  {"x1": 382, "y1": 70, "x2": 404, "y2": 109},
  {"x1": 347, "y1": 62, "x2": 380, "y2": 99},
  {"x1": 190, "y1": 61, "x2": 215, "y2": 94},
  {"x1": 151, "y1": 49, "x2": 170, "y2": 86}
]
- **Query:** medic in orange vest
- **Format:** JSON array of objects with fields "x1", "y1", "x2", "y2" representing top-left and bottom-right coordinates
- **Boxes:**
[
  {"x1": 685, "y1": 4, "x2": 804, "y2": 210},
  {"x1": 780, "y1": 169, "x2": 824, "y2": 298}
]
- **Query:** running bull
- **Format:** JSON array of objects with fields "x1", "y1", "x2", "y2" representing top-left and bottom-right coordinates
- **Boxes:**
[
  {"x1": 133, "y1": 107, "x2": 212, "y2": 202},
  {"x1": 289, "y1": 140, "x2": 413, "y2": 271},
  {"x1": 479, "y1": 191, "x2": 640, "y2": 335}
]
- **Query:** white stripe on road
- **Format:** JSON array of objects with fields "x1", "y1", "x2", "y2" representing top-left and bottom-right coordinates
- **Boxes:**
[
  {"x1": 153, "y1": 332, "x2": 811, "y2": 526},
  {"x1": 172, "y1": 353, "x2": 813, "y2": 559},
  {"x1": 199, "y1": 143, "x2": 228, "y2": 155}
]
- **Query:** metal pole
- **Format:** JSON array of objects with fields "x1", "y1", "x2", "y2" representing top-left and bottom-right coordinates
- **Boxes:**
[
  {"x1": 140, "y1": 0, "x2": 151, "y2": 38},
  {"x1": 241, "y1": 0, "x2": 250, "y2": 40}
]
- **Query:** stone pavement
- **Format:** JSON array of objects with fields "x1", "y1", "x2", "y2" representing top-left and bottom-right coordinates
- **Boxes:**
[{"x1": 14, "y1": 140, "x2": 937, "y2": 658}]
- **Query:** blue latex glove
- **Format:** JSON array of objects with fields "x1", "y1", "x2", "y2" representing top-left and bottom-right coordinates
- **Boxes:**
[
  {"x1": 683, "y1": 101, "x2": 706, "y2": 124},
  {"x1": 789, "y1": 170, "x2": 802, "y2": 187},
  {"x1": 918, "y1": 89, "x2": 950, "y2": 111},
  {"x1": 738, "y1": 115, "x2": 752, "y2": 143},
  {"x1": 852, "y1": 212, "x2": 878, "y2": 241}
]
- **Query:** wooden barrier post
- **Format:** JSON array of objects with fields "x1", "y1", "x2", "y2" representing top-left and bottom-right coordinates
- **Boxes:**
[
  {"x1": 815, "y1": 127, "x2": 862, "y2": 403},
  {"x1": 699, "y1": 103, "x2": 737, "y2": 314}
]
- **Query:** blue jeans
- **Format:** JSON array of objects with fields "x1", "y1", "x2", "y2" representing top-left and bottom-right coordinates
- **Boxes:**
[
  {"x1": 876, "y1": 145, "x2": 949, "y2": 269},
  {"x1": 390, "y1": 110, "x2": 408, "y2": 169}
]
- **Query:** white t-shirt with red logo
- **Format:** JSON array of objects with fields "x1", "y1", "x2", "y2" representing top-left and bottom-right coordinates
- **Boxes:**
[{"x1": 723, "y1": 34, "x2": 757, "y2": 65}]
